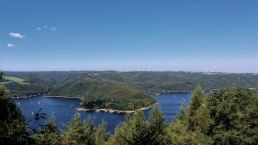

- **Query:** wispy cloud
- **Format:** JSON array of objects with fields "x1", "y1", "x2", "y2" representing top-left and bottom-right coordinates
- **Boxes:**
[
  {"x1": 36, "y1": 27, "x2": 42, "y2": 31},
  {"x1": 36, "y1": 25, "x2": 57, "y2": 32},
  {"x1": 9, "y1": 32, "x2": 25, "y2": 39},
  {"x1": 7, "y1": 43, "x2": 15, "y2": 48}
]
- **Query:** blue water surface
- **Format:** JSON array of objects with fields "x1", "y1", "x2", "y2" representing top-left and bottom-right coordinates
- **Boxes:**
[{"x1": 15, "y1": 92, "x2": 191, "y2": 133}]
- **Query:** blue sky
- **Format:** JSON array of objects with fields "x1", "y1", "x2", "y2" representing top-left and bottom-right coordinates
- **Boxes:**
[{"x1": 0, "y1": 0, "x2": 258, "y2": 72}]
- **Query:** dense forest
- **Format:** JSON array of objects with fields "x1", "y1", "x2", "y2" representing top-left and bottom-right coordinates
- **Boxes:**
[
  {"x1": 1, "y1": 83, "x2": 258, "y2": 145},
  {"x1": 49, "y1": 76, "x2": 156, "y2": 110},
  {"x1": 1, "y1": 71, "x2": 258, "y2": 97}
]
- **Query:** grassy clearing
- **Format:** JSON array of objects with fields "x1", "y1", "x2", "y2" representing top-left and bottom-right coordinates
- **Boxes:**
[{"x1": 3, "y1": 76, "x2": 29, "y2": 85}]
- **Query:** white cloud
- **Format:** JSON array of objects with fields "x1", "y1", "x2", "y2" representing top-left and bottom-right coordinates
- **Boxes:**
[
  {"x1": 50, "y1": 26, "x2": 57, "y2": 31},
  {"x1": 9, "y1": 32, "x2": 25, "y2": 38},
  {"x1": 7, "y1": 43, "x2": 15, "y2": 48},
  {"x1": 36, "y1": 27, "x2": 42, "y2": 31}
]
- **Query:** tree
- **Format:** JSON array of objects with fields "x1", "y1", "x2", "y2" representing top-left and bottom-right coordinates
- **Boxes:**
[
  {"x1": 35, "y1": 117, "x2": 62, "y2": 145},
  {"x1": 148, "y1": 107, "x2": 167, "y2": 145},
  {"x1": 107, "y1": 110, "x2": 147, "y2": 145},
  {"x1": 108, "y1": 108, "x2": 168, "y2": 145},
  {"x1": 0, "y1": 71, "x2": 4, "y2": 80},
  {"x1": 0, "y1": 85, "x2": 32, "y2": 144},
  {"x1": 62, "y1": 114, "x2": 95, "y2": 145},
  {"x1": 175, "y1": 102, "x2": 188, "y2": 121},
  {"x1": 166, "y1": 101, "x2": 208, "y2": 145},
  {"x1": 94, "y1": 120, "x2": 109, "y2": 145},
  {"x1": 188, "y1": 85, "x2": 205, "y2": 131},
  {"x1": 189, "y1": 85, "x2": 203, "y2": 117},
  {"x1": 207, "y1": 86, "x2": 258, "y2": 145}
]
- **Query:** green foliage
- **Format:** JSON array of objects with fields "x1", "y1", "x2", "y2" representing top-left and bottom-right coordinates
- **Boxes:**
[
  {"x1": 3, "y1": 71, "x2": 258, "y2": 97},
  {"x1": 188, "y1": 85, "x2": 205, "y2": 131},
  {"x1": 108, "y1": 108, "x2": 167, "y2": 145},
  {"x1": 189, "y1": 85, "x2": 204, "y2": 117},
  {"x1": 166, "y1": 86, "x2": 258, "y2": 145},
  {"x1": 94, "y1": 121, "x2": 109, "y2": 145},
  {"x1": 166, "y1": 87, "x2": 213, "y2": 145},
  {"x1": 62, "y1": 114, "x2": 99, "y2": 145},
  {"x1": 0, "y1": 71, "x2": 3, "y2": 80},
  {"x1": 2, "y1": 71, "x2": 258, "y2": 145},
  {"x1": 49, "y1": 76, "x2": 156, "y2": 111},
  {"x1": 3, "y1": 76, "x2": 29, "y2": 84},
  {"x1": 166, "y1": 119, "x2": 201, "y2": 145},
  {"x1": 0, "y1": 85, "x2": 32, "y2": 145},
  {"x1": 207, "y1": 86, "x2": 258, "y2": 144},
  {"x1": 34, "y1": 117, "x2": 62, "y2": 145},
  {"x1": 175, "y1": 102, "x2": 188, "y2": 121}
]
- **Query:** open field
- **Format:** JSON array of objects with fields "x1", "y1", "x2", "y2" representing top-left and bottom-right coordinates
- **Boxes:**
[{"x1": 2, "y1": 76, "x2": 29, "y2": 85}]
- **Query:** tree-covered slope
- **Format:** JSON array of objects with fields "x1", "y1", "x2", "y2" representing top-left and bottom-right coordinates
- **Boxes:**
[
  {"x1": 2, "y1": 71, "x2": 258, "y2": 97},
  {"x1": 48, "y1": 76, "x2": 156, "y2": 111},
  {"x1": 98, "y1": 71, "x2": 258, "y2": 92}
]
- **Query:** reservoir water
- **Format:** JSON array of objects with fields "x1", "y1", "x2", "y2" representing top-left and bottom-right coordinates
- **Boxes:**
[{"x1": 14, "y1": 92, "x2": 191, "y2": 132}]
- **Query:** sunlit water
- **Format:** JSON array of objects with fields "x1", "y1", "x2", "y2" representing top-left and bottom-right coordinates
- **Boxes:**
[{"x1": 14, "y1": 92, "x2": 191, "y2": 132}]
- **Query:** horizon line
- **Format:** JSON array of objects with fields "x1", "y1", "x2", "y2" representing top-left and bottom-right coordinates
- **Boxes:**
[{"x1": 2, "y1": 70, "x2": 258, "y2": 74}]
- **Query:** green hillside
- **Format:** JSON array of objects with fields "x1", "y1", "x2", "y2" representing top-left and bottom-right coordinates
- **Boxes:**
[
  {"x1": 1, "y1": 76, "x2": 29, "y2": 85},
  {"x1": 97, "y1": 71, "x2": 258, "y2": 92},
  {"x1": 2, "y1": 71, "x2": 258, "y2": 97},
  {"x1": 49, "y1": 76, "x2": 156, "y2": 111}
]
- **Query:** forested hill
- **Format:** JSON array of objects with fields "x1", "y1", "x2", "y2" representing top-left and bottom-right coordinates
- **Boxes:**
[
  {"x1": 1, "y1": 71, "x2": 258, "y2": 97},
  {"x1": 98, "y1": 71, "x2": 258, "y2": 93},
  {"x1": 49, "y1": 76, "x2": 156, "y2": 110}
]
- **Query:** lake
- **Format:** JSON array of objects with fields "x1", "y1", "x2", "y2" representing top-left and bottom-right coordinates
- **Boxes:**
[{"x1": 14, "y1": 92, "x2": 191, "y2": 133}]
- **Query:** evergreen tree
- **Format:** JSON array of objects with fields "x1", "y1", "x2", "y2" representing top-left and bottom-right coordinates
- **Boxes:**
[
  {"x1": 188, "y1": 85, "x2": 204, "y2": 131},
  {"x1": 207, "y1": 86, "x2": 258, "y2": 144},
  {"x1": 62, "y1": 114, "x2": 95, "y2": 145},
  {"x1": 94, "y1": 120, "x2": 109, "y2": 145},
  {"x1": 189, "y1": 85, "x2": 203, "y2": 117},
  {"x1": 0, "y1": 85, "x2": 31, "y2": 145},
  {"x1": 35, "y1": 117, "x2": 62, "y2": 145},
  {"x1": 107, "y1": 110, "x2": 147, "y2": 145},
  {"x1": 0, "y1": 71, "x2": 4, "y2": 80},
  {"x1": 175, "y1": 102, "x2": 188, "y2": 121},
  {"x1": 148, "y1": 107, "x2": 167, "y2": 145},
  {"x1": 108, "y1": 108, "x2": 168, "y2": 145}
]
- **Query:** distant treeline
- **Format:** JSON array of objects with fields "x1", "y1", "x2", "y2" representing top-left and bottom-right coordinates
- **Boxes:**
[{"x1": 1, "y1": 71, "x2": 258, "y2": 97}]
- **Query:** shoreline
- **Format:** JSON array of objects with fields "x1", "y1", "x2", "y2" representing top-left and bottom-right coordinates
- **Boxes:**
[
  {"x1": 12, "y1": 94, "x2": 42, "y2": 99},
  {"x1": 12, "y1": 95, "x2": 82, "y2": 100},
  {"x1": 44, "y1": 96, "x2": 82, "y2": 100},
  {"x1": 149, "y1": 91, "x2": 191, "y2": 96},
  {"x1": 76, "y1": 103, "x2": 158, "y2": 114},
  {"x1": 13, "y1": 95, "x2": 158, "y2": 114}
]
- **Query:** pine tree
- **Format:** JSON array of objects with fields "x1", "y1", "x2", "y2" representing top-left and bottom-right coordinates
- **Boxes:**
[
  {"x1": 62, "y1": 113, "x2": 84, "y2": 145},
  {"x1": 175, "y1": 102, "x2": 188, "y2": 121},
  {"x1": 0, "y1": 71, "x2": 4, "y2": 80},
  {"x1": 62, "y1": 114, "x2": 96, "y2": 145},
  {"x1": 107, "y1": 110, "x2": 147, "y2": 145},
  {"x1": 35, "y1": 117, "x2": 62, "y2": 145},
  {"x1": 188, "y1": 85, "x2": 204, "y2": 130},
  {"x1": 0, "y1": 85, "x2": 31, "y2": 145},
  {"x1": 94, "y1": 120, "x2": 109, "y2": 145},
  {"x1": 148, "y1": 107, "x2": 166, "y2": 145}
]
